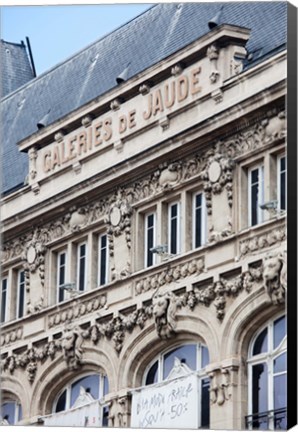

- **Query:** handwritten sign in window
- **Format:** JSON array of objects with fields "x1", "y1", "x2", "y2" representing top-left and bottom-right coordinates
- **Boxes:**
[{"x1": 131, "y1": 374, "x2": 199, "y2": 429}]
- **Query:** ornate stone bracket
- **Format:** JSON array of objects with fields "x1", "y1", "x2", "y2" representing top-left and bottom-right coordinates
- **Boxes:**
[
  {"x1": 28, "y1": 147, "x2": 38, "y2": 180},
  {"x1": 207, "y1": 362, "x2": 239, "y2": 406},
  {"x1": 152, "y1": 290, "x2": 183, "y2": 339},
  {"x1": 108, "y1": 395, "x2": 131, "y2": 427}
]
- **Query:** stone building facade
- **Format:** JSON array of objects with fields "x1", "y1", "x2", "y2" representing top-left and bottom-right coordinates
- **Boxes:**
[{"x1": 1, "y1": 3, "x2": 287, "y2": 430}]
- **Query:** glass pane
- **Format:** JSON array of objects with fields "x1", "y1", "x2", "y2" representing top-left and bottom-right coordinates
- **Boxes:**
[
  {"x1": 70, "y1": 375, "x2": 100, "y2": 407},
  {"x1": 201, "y1": 378, "x2": 210, "y2": 428},
  {"x1": 195, "y1": 193, "x2": 202, "y2": 208},
  {"x1": 1, "y1": 287, "x2": 7, "y2": 323},
  {"x1": 251, "y1": 168, "x2": 259, "y2": 184},
  {"x1": 195, "y1": 207, "x2": 202, "y2": 248},
  {"x1": 274, "y1": 316, "x2": 286, "y2": 349},
  {"x1": 103, "y1": 375, "x2": 109, "y2": 396},
  {"x1": 60, "y1": 253, "x2": 65, "y2": 266},
  {"x1": 80, "y1": 244, "x2": 86, "y2": 256},
  {"x1": 170, "y1": 217, "x2": 177, "y2": 254},
  {"x1": 147, "y1": 214, "x2": 154, "y2": 228},
  {"x1": 280, "y1": 156, "x2": 286, "y2": 172},
  {"x1": 18, "y1": 405, "x2": 22, "y2": 422},
  {"x1": 171, "y1": 204, "x2": 177, "y2": 218},
  {"x1": 163, "y1": 344, "x2": 196, "y2": 379},
  {"x1": 56, "y1": 390, "x2": 66, "y2": 412},
  {"x1": 274, "y1": 373, "x2": 287, "y2": 410},
  {"x1": 1, "y1": 402, "x2": 16, "y2": 424},
  {"x1": 101, "y1": 234, "x2": 107, "y2": 248},
  {"x1": 18, "y1": 280, "x2": 25, "y2": 318},
  {"x1": 79, "y1": 255, "x2": 85, "y2": 291},
  {"x1": 251, "y1": 183, "x2": 259, "y2": 226},
  {"x1": 201, "y1": 345, "x2": 210, "y2": 368},
  {"x1": 102, "y1": 406, "x2": 109, "y2": 427},
  {"x1": 252, "y1": 363, "x2": 268, "y2": 414},
  {"x1": 100, "y1": 247, "x2": 107, "y2": 285},
  {"x1": 145, "y1": 361, "x2": 158, "y2": 385},
  {"x1": 274, "y1": 353, "x2": 287, "y2": 374},
  {"x1": 253, "y1": 328, "x2": 268, "y2": 356}
]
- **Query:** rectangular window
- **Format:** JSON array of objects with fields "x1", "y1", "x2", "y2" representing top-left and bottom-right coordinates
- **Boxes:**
[
  {"x1": 278, "y1": 156, "x2": 286, "y2": 211},
  {"x1": 77, "y1": 243, "x2": 87, "y2": 292},
  {"x1": 17, "y1": 270, "x2": 25, "y2": 319},
  {"x1": 1, "y1": 278, "x2": 8, "y2": 323},
  {"x1": 98, "y1": 234, "x2": 109, "y2": 286},
  {"x1": 168, "y1": 202, "x2": 180, "y2": 255},
  {"x1": 248, "y1": 166, "x2": 264, "y2": 226},
  {"x1": 192, "y1": 193, "x2": 206, "y2": 248},
  {"x1": 145, "y1": 213, "x2": 156, "y2": 268},
  {"x1": 57, "y1": 251, "x2": 67, "y2": 303}
]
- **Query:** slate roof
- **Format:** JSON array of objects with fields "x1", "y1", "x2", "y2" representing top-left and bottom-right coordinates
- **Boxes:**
[
  {"x1": 1, "y1": 2, "x2": 287, "y2": 195},
  {"x1": 0, "y1": 39, "x2": 35, "y2": 98}
]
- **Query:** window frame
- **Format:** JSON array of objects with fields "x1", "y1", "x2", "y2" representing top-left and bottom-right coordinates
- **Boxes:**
[
  {"x1": 1, "y1": 277, "x2": 8, "y2": 323},
  {"x1": 277, "y1": 154, "x2": 286, "y2": 211},
  {"x1": 77, "y1": 241, "x2": 87, "y2": 292},
  {"x1": 53, "y1": 373, "x2": 108, "y2": 414},
  {"x1": 168, "y1": 201, "x2": 181, "y2": 255},
  {"x1": 98, "y1": 233, "x2": 109, "y2": 286},
  {"x1": 248, "y1": 164, "x2": 264, "y2": 227},
  {"x1": 192, "y1": 192, "x2": 207, "y2": 249},
  {"x1": 247, "y1": 314, "x2": 287, "y2": 430},
  {"x1": 57, "y1": 250, "x2": 67, "y2": 303},
  {"x1": 16, "y1": 269, "x2": 25, "y2": 319},
  {"x1": 1, "y1": 400, "x2": 22, "y2": 425},
  {"x1": 144, "y1": 211, "x2": 156, "y2": 268}
]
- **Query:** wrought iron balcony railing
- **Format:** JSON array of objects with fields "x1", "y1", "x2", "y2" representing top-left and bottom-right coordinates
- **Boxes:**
[{"x1": 245, "y1": 407, "x2": 287, "y2": 430}]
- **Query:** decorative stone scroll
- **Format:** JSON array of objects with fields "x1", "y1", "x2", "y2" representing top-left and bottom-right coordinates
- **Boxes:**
[
  {"x1": 28, "y1": 147, "x2": 38, "y2": 180},
  {"x1": 0, "y1": 327, "x2": 23, "y2": 347}
]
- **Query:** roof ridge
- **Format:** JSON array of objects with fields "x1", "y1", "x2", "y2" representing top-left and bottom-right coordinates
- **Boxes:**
[
  {"x1": 0, "y1": 4, "x2": 156, "y2": 103},
  {"x1": 1, "y1": 39, "x2": 26, "y2": 48}
]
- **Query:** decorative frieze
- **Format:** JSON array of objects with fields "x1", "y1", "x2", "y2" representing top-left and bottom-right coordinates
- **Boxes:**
[
  {"x1": 48, "y1": 293, "x2": 107, "y2": 328},
  {"x1": 239, "y1": 224, "x2": 286, "y2": 258},
  {"x1": 0, "y1": 327, "x2": 23, "y2": 347},
  {"x1": 135, "y1": 257, "x2": 204, "y2": 295}
]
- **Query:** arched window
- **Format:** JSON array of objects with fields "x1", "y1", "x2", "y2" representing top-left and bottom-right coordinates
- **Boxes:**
[
  {"x1": 246, "y1": 315, "x2": 287, "y2": 430},
  {"x1": 44, "y1": 373, "x2": 109, "y2": 427},
  {"x1": 0, "y1": 400, "x2": 22, "y2": 425},
  {"x1": 132, "y1": 343, "x2": 210, "y2": 429}
]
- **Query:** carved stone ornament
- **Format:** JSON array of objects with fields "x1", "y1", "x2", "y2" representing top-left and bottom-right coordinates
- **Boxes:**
[
  {"x1": 28, "y1": 147, "x2": 37, "y2": 180},
  {"x1": 105, "y1": 188, "x2": 133, "y2": 255},
  {"x1": 207, "y1": 44, "x2": 220, "y2": 83},
  {"x1": 263, "y1": 251, "x2": 287, "y2": 305},
  {"x1": 81, "y1": 115, "x2": 93, "y2": 128},
  {"x1": 62, "y1": 325, "x2": 84, "y2": 370},
  {"x1": 139, "y1": 83, "x2": 150, "y2": 95},
  {"x1": 110, "y1": 98, "x2": 122, "y2": 111},
  {"x1": 171, "y1": 63, "x2": 183, "y2": 76},
  {"x1": 152, "y1": 290, "x2": 182, "y2": 339},
  {"x1": 208, "y1": 365, "x2": 238, "y2": 406},
  {"x1": 108, "y1": 396, "x2": 130, "y2": 427},
  {"x1": 200, "y1": 144, "x2": 235, "y2": 215}
]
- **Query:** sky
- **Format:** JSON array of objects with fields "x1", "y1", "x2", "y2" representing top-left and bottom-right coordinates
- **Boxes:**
[{"x1": 0, "y1": 4, "x2": 153, "y2": 75}]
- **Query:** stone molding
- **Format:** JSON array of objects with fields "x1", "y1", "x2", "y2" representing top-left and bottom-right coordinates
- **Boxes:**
[
  {"x1": 1, "y1": 107, "x2": 285, "y2": 264},
  {"x1": 207, "y1": 360, "x2": 239, "y2": 406}
]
